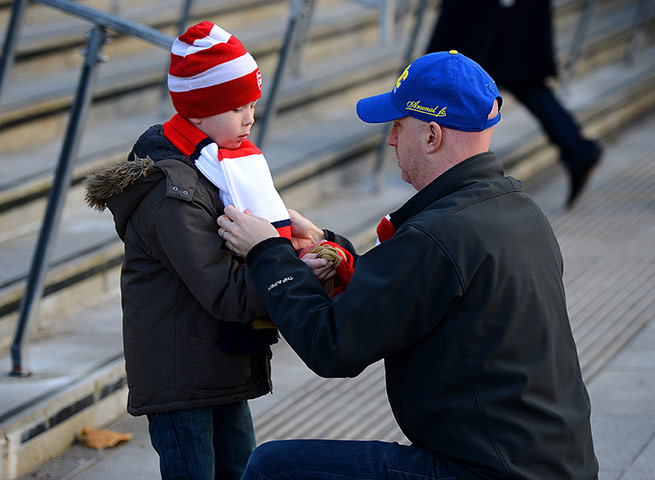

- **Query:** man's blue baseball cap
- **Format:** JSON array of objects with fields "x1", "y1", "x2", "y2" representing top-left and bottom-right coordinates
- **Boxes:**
[{"x1": 356, "y1": 51, "x2": 502, "y2": 132}]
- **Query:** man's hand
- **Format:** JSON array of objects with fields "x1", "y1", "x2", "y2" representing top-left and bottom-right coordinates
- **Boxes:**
[
  {"x1": 217, "y1": 205, "x2": 279, "y2": 256},
  {"x1": 288, "y1": 209, "x2": 325, "y2": 251}
]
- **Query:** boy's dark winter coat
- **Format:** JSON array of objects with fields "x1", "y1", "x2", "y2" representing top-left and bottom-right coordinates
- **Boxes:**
[{"x1": 85, "y1": 125, "x2": 272, "y2": 415}]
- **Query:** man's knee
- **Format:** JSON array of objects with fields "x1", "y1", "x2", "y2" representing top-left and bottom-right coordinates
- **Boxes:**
[
  {"x1": 248, "y1": 441, "x2": 278, "y2": 466},
  {"x1": 243, "y1": 440, "x2": 290, "y2": 477}
]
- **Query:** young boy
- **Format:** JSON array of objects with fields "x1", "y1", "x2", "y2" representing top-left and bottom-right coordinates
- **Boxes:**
[{"x1": 85, "y1": 22, "x2": 285, "y2": 479}]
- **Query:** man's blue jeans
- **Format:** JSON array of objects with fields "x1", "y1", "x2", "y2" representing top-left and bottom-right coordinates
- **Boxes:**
[
  {"x1": 147, "y1": 401, "x2": 255, "y2": 480},
  {"x1": 241, "y1": 439, "x2": 458, "y2": 479}
]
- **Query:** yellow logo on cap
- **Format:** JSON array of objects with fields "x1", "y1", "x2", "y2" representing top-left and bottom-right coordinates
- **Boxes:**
[
  {"x1": 406, "y1": 100, "x2": 447, "y2": 118},
  {"x1": 395, "y1": 65, "x2": 410, "y2": 91}
]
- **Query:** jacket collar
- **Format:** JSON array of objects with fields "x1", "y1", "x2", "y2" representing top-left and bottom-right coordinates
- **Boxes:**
[{"x1": 388, "y1": 151, "x2": 504, "y2": 230}]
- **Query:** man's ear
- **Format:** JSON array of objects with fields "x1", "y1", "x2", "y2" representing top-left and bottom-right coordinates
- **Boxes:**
[
  {"x1": 187, "y1": 117, "x2": 202, "y2": 125},
  {"x1": 426, "y1": 122, "x2": 442, "y2": 153}
]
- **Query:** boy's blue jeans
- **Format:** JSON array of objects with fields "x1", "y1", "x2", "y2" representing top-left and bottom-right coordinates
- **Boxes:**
[
  {"x1": 147, "y1": 401, "x2": 255, "y2": 480},
  {"x1": 241, "y1": 439, "x2": 458, "y2": 479}
]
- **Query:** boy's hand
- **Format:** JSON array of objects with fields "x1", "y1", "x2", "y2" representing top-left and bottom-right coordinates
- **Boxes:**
[
  {"x1": 300, "y1": 253, "x2": 337, "y2": 282},
  {"x1": 288, "y1": 209, "x2": 325, "y2": 251},
  {"x1": 217, "y1": 205, "x2": 278, "y2": 256}
]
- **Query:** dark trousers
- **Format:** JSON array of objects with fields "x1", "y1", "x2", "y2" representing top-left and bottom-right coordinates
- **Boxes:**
[
  {"x1": 508, "y1": 82, "x2": 599, "y2": 172},
  {"x1": 241, "y1": 439, "x2": 458, "y2": 479},
  {"x1": 147, "y1": 401, "x2": 255, "y2": 480}
]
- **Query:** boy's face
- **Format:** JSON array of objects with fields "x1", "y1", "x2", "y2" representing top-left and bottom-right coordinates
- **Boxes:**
[{"x1": 189, "y1": 101, "x2": 256, "y2": 149}]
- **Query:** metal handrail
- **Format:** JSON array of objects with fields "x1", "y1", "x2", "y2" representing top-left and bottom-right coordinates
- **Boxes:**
[
  {"x1": 35, "y1": 0, "x2": 173, "y2": 47},
  {"x1": 2, "y1": 0, "x2": 176, "y2": 377}
]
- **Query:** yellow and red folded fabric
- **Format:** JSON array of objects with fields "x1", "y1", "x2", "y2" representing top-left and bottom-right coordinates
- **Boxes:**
[{"x1": 299, "y1": 240, "x2": 355, "y2": 297}]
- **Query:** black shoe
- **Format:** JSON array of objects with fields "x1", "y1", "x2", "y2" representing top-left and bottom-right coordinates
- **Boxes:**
[{"x1": 567, "y1": 143, "x2": 602, "y2": 209}]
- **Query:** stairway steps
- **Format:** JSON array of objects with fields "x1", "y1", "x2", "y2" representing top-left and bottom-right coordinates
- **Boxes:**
[
  {"x1": 0, "y1": 1, "x2": 653, "y2": 477},
  {"x1": 1, "y1": 0, "x2": 647, "y2": 204},
  {"x1": 0, "y1": 1, "x2": 379, "y2": 139},
  {"x1": 0, "y1": 0, "x2": 652, "y2": 326},
  {"x1": 0, "y1": 39, "x2": 652, "y2": 354}
]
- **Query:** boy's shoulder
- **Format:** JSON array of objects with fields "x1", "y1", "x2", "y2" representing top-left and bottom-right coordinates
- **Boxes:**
[{"x1": 130, "y1": 124, "x2": 191, "y2": 167}]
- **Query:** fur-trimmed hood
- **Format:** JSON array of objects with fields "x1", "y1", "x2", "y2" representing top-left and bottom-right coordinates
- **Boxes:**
[
  {"x1": 84, "y1": 124, "x2": 191, "y2": 239},
  {"x1": 85, "y1": 156, "x2": 155, "y2": 212}
]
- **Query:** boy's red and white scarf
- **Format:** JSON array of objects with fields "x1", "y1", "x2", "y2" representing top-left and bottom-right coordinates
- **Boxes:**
[{"x1": 163, "y1": 114, "x2": 291, "y2": 238}]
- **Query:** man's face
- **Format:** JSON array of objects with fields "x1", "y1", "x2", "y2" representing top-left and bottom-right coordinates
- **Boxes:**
[
  {"x1": 193, "y1": 101, "x2": 256, "y2": 149},
  {"x1": 386, "y1": 116, "x2": 426, "y2": 190}
]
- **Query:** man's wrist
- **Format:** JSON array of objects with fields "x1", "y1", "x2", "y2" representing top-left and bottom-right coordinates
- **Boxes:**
[
  {"x1": 323, "y1": 229, "x2": 335, "y2": 243},
  {"x1": 246, "y1": 237, "x2": 294, "y2": 266}
]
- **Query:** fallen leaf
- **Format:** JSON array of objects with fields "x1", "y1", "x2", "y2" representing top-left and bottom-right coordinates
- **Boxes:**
[{"x1": 79, "y1": 427, "x2": 133, "y2": 450}]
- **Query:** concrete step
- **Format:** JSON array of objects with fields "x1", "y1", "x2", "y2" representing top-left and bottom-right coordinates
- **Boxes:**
[
  {"x1": 0, "y1": 293, "x2": 127, "y2": 479},
  {"x1": 2, "y1": 109, "x2": 654, "y2": 480}
]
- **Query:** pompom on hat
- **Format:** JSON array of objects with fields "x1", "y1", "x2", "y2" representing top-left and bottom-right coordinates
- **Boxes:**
[
  {"x1": 356, "y1": 51, "x2": 502, "y2": 132},
  {"x1": 168, "y1": 21, "x2": 262, "y2": 118}
]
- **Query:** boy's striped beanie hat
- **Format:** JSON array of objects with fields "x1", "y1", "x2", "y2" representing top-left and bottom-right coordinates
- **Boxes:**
[{"x1": 168, "y1": 21, "x2": 262, "y2": 118}]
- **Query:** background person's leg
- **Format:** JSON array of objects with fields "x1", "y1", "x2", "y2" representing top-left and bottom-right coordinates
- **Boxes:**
[
  {"x1": 508, "y1": 82, "x2": 601, "y2": 206},
  {"x1": 147, "y1": 407, "x2": 215, "y2": 480},
  {"x1": 241, "y1": 439, "x2": 457, "y2": 479},
  {"x1": 508, "y1": 82, "x2": 599, "y2": 168},
  {"x1": 213, "y1": 400, "x2": 256, "y2": 480}
]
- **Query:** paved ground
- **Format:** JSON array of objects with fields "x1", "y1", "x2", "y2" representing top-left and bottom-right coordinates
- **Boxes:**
[{"x1": 15, "y1": 112, "x2": 655, "y2": 479}]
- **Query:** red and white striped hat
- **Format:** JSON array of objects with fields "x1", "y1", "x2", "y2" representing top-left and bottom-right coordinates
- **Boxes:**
[{"x1": 168, "y1": 21, "x2": 262, "y2": 118}]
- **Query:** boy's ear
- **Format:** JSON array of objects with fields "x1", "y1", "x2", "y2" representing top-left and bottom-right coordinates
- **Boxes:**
[{"x1": 187, "y1": 117, "x2": 202, "y2": 125}]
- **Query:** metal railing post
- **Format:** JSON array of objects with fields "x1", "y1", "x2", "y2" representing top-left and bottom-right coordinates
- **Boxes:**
[
  {"x1": 0, "y1": 0, "x2": 28, "y2": 121},
  {"x1": 348, "y1": 0, "x2": 397, "y2": 44},
  {"x1": 10, "y1": 25, "x2": 109, "y2": 376},
  {"x1": 561, "y1": 0, "x2": 597, "y2": 92},
  {"x1": 176, "y1": 0, "x2": 194, "y2": 38},
  {"x1": 159, "y1": 0, "x2": 195, "y2": 112},
  {"x1": 379, "y1": 0, "x2": 394, "y2": 45},
  {"x1": 290, "y1": 0, "x2": 316, "y2": 77},
  {"x1": 256, "y1": 0, "x2": 315, "y2": 149},
  {"x1": 624, "y1": 0, "x2": 655, "y2": 63}
]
